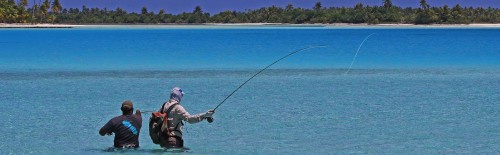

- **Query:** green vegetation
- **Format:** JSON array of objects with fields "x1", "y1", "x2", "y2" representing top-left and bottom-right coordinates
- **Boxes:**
[{"x1": 1, "y1": 0, "x2": 499, "y2": 24}]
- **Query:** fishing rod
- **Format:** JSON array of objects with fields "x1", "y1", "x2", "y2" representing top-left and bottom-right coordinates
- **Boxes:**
[
  {"x1": 139, "y1": 46, "x2": 326, "y2": 122},
  {"x1": 212, "y1": 45, "x2": 327, "y2": 111},
  {"x1": 97, "y1": 46, "x2": 322, "y2": 126},
  {"x1": 110, "y1": 34, "x2": 373, "y2": 118},
  {"x1": 208, "y1": 33, "x2": 374, "y2": 122}
]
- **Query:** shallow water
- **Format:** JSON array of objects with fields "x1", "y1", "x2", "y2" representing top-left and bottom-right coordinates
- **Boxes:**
[{"x1": 0, "y1": 27, "x2": 499, "y2": 154}]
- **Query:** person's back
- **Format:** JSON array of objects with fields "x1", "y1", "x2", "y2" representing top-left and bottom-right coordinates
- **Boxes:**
[{"x1": 100, "y1": 100, "x2": 142, "y2": 148}]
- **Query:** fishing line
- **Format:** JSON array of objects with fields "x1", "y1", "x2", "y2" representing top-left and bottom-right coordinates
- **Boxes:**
[
  {"x1": 141, "y1": 110, "x2": 155, "y2": 113},
  {"x1": 212, "y1": 45, "x2": 327, "y2": 111},
  {"x1": 140, "y1": 38, "x2": 370, "y2": 113},
  {"x1": 345, "y1": 33, "x2": 375, "y2": 74}
]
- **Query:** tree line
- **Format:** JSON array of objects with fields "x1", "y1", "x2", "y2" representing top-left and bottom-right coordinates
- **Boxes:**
[{"x1": 1, "y1": 0, "x2": 499, "y2": 24}]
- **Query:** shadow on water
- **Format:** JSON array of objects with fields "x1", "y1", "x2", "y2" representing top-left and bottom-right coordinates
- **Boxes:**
[{"x1": 86, "y1": 147, "x2": 191, "y2": 154}]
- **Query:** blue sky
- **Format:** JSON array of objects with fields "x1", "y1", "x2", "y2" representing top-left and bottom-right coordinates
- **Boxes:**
[{"x1": 29, "y1": 0, "x2": 500, "y2": 14}]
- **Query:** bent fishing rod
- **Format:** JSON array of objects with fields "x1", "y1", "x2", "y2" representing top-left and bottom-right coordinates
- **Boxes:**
[
  {"x1": 140, "y1": 45, "x2": 327, "y2": 119},
  {"x1": 139, "y1": 34, "x2": 373, "y2": 117},
  {"x1": 212, "y1": 45, "x2": 327, "y2": 111},
  {"x1": 208, "y1": 33, "x2": 375, "y2": 122}
]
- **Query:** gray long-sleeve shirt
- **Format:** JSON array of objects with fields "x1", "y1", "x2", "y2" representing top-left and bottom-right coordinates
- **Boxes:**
[{"x1": 158, "y1": 99, "x2": 207, "y2": 137}]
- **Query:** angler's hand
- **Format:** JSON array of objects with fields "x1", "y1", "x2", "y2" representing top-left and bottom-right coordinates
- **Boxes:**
[
  {"x1": 135, "y1": 109, "x2": 141, "y2": 116},
  {"x1": 204, "y1": 109, "x2": 215, "y2": 118},
  {"x1": 204, "y1": 109, "x2": 215, "y2": 123}
]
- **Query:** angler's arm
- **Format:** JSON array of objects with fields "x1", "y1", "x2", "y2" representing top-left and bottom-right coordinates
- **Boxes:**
[
  {"x1": 99, "y1": 120, "x2": 113, "y2": 136},
  {"x1": 176, "y1": 106, "x2": 209, "y2": 124}
]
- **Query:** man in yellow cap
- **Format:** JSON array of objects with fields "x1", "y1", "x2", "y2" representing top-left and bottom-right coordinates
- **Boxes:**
[{"x1": 99, "y1": 100, "x2": 142, "y2": 149}]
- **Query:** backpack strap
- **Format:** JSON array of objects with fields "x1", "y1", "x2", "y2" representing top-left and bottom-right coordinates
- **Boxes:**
[
  {"x1": 160, "y1": 102, "x2": 178, "y2": 114},
  {"x1": 165, "y1": 103, "x2": 178, "y2": 114},
  {"x1": 163, "y1": 103, "x2": 186, "y2": 137},
  {"x1": 173, "y1": 120, "x2": 183, "y2": 133},
  {"x1": 160, "y1": 102, "x2": 167, "y2": 113},
  {"x1": 162, "y1": 103, "x2": 178, "y2": 132}
]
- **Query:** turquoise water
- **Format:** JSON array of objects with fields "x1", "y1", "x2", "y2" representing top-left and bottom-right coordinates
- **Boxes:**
[{"x1": 0, "y1": 26, "x2": 499, "y2": 154}]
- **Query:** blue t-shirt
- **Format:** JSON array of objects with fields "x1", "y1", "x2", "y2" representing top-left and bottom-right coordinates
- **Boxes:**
[{"x1": 101, "y1": 114, "x2": 142, "y2": 147}]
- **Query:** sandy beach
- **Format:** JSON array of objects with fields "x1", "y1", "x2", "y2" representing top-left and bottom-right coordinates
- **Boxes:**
[
  {"x1": 0, "y1": 23, "x2": 84, "y2": 28},
  {"x1": 1, "y1": 23, "x2": 500, "y2": 28}
]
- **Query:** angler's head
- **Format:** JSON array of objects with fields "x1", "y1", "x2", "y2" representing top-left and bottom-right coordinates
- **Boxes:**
[
  {"x1": 121, "y1": 100, "x2": 134, "y2": 115},
  {"x1": 170, "y1": 87, "x2": 184, "y2": 102}
]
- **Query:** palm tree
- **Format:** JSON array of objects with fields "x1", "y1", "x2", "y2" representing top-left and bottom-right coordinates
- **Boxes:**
[
  {"x1": 419, "y1": 0, "x2": 430, "y2": 10},
  {"x1": 51, "y1": 0, "x2": 61, "y2": 14},
  {"x1": 383, "y1": 0, "x2": 392, "y2": 8},
  {"x1": 313, "y1": 2, "x2": 322, "y2": 11},
  {"x1": 51, "y1": 0, "x2": 62, "y2": 23},
  {"x1": 40, "y1": 0, "x2": 50, "y2": 23}
]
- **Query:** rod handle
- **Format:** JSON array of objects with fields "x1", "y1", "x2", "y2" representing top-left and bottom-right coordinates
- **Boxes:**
[{"x1": 206, "y1": 117, "x2": 214, "y2": 123}]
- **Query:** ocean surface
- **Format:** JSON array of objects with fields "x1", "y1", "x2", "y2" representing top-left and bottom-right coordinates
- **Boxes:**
[{"x1": 0, "y1": 26, "x2": 499, "y2": 154}]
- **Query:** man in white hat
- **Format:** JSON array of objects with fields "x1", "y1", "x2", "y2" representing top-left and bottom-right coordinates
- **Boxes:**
[{"x1": 157, "y1": 87, "x2": 214, "y2": 148}]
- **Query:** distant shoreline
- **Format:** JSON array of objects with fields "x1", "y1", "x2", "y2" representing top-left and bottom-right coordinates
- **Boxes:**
[
  {"x1": 1, "y1": 23, "x2": 500, "y2": 28},
  {"x1": 0, "y1": 23, "x2": 83, "y2": 28}
]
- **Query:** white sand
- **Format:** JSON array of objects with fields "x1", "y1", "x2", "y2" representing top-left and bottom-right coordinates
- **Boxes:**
[
  {"x1": 0, "y1": 23, "x2": 84, "y2": 28},
  {"x1": 1, "y1": 23, "x2": 499, "y2": 28}
]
